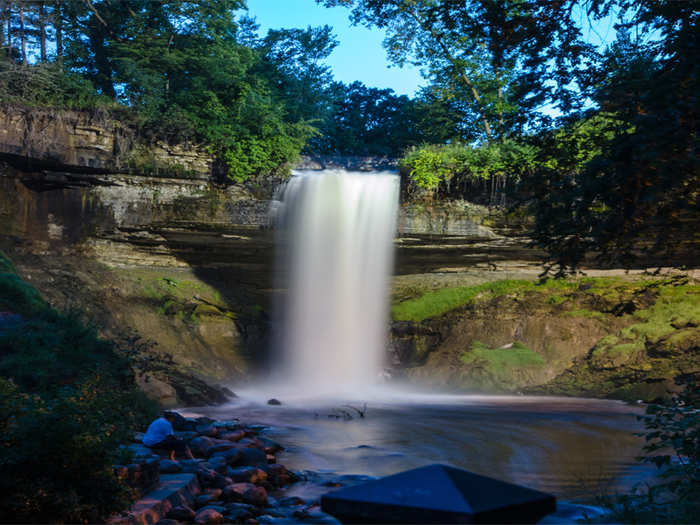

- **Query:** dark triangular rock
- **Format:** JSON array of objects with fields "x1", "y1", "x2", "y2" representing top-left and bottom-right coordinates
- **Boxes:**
[{"x1": 320, "y1": 464, "x2": 556, "y2": 524}]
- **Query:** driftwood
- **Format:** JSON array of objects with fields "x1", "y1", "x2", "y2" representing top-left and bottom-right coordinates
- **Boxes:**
[{"x1": 322, "y1": 403, "x2": 368, "y2": 420}]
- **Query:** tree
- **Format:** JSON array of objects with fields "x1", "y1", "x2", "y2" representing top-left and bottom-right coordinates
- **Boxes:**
[
  {"x1": 319, "y1": 0, "x2": 594, "y2": 141},
  {"x1": 529, "y1": 2, "x2": 699, "y2": 273}
]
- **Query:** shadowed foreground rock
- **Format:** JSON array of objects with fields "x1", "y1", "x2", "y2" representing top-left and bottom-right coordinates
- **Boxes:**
[{"x1": 321, "y1": 464, "x2": 556, "y2": 524}]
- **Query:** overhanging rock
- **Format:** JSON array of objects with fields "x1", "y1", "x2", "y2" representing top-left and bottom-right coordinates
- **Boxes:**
[{"x1": 321, "y1": 464, "x2": 556, "y2": 524}]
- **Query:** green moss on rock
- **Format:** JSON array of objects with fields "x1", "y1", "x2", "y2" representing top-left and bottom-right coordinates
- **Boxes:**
[{"x1": 458, "y1": 341, "x2": 546, "y2": 392}]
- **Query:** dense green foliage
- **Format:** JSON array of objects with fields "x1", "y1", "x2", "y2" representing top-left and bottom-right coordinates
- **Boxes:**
[
  {"x1": 399, "y1": 140, "x2": 537, "y2": 203},
  {"x1": 0, "y1": 252, "x2": 158, "y2": 522},
  {"x1": 603, "y1": 379, "x2": 699, "y2": 523},
  {"x1": 329, "y1": 0, "x2": 698, "y2": 270}
]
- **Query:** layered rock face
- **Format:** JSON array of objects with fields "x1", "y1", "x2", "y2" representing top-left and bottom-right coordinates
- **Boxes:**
[
  {"x1": 0, "y1": 105, "x2": 213, "y2": 176},
  {"x1": 0, "y1": 105, "x2": 545, "y2": 404}
]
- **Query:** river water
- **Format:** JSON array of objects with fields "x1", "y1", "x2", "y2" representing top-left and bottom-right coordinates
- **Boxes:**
[{"x1": 195, "y1": 392, "x2": 654, "y2": 509}]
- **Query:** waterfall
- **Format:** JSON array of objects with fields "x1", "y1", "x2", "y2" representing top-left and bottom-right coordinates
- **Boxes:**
[{"x1": 271, "y1": 170, "x2": 399, "y2": 398}]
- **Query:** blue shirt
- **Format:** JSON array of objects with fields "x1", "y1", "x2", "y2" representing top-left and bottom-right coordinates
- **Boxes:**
[{"x1": 143, "y1": 417, "x2": 174, "y2": 446}]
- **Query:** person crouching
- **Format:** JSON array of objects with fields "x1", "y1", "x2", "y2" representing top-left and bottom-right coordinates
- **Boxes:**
[{"x1": 142, "y1": 411, "x2": 194, "y2": 461}]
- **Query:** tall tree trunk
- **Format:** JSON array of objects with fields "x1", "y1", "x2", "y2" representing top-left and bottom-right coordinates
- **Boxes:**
[
  {"x1": 39, "y1": 2, "x2": 46, "y2": 62},
  {"x1": 5, "y1": 3, "x2": 10, "y2": 60},
  {"x1": 54, "y1": 1, "x2": 62, "y2": 69},
  {"x1": 0, "y1": 1, "x2": 6, "y2": 58},
  {"x1": 19, "y1": 3, "x2": 26, "y2": 65}
]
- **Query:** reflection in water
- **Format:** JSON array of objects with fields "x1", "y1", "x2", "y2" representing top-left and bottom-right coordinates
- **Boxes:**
[{"x1": 197, "y1": 395, "x2": 653, "y2": 503}]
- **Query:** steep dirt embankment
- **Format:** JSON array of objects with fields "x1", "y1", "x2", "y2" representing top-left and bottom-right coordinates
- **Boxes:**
[{"x1": 389, "y1": 276, "x2": 700, "y2": 401}]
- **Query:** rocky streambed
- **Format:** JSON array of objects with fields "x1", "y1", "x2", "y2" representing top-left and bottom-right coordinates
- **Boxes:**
[{"x1": 116, "y1": 413, "x2": 343, "y2": 525}]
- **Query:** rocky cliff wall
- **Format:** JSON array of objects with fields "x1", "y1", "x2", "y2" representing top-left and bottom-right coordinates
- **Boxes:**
[{"x1": 0, "y1": 105, "x2": 213, "y2": 176}]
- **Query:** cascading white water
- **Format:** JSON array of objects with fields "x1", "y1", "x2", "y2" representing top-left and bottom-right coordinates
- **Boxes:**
[{"x1": 271, "y1": 170, "x2": 399, "y2": 398}]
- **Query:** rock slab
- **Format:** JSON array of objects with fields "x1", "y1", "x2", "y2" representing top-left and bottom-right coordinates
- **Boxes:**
[{"x1": 109, "y1": 473, "x2": 201, "y2": 525}]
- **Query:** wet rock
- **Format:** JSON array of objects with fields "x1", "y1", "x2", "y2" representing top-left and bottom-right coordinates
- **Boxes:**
[
  {"x1": 199, "y1": 505, "x2": 227, "y2": 514},
  {"x1": 190, "y1": 436, "x2": 218, "y2": 457},
  {"x1": 224, "y1": 503, "x2": 256, "y2": 522},
  {"x1": 179, "y1": 459, "x2": 206, "y2": 473},
  {"x1": 227, "y1": 466, "x2": 268, "y2": 484},
  {"x1": 197, "y1": 468, "x2": 230, "y2": 489},
  {"x1": 242, "y1": 486, "x2": 268, "y2": 507},
  {"x1": 262, "y1": 464, "x2": 296, "y2": 486},
  {"x1": 159, "y1": 460, "x2": 183, "y2": 474},
  {"x1": 209, "y1": 448, "x2": 243, "y2": 466},
  {"x1": 195, "y1": 494, "x2": 219, "y2": 508},
  {"x1": 219, "y1": 430, "x2": 246, "y2": 442},
  {"x1": 196, "y1": 417, "x2": 216, "y2": 426},
  {"x1": 257, "y1": 516, "x2": 289, "y2": 524},
  {"x1": 235, "y1": 447, "x2": 267, "y2": 467},
  {"x1": 194, "y1": 508, "x2": 224, "y2": 524},
  {"x1": 213, "y1": 420, "x2": 240, "y2": 430},
  {"x1": 278, "y1": 496, "x2": 305, "y2": 507},
  {"x1": 205, "y1": 488, "x2": 223, "y2": 499},
  {"x1": 166, "y1": 505, "x2": 196, "y2": 521},
  {"x1": 126, "y1": 444, "x2": 158, "y2": 460},
  {"x1": 267, "y1": 398, "x2": 282, "y2": 405},
  {"x1": 222, "y1": 482, "x2": 254, "y2": 502},
  {"x1": 259, "y1": 437, "x2": 284, "y2": 454},
  {"x1": 206, "y1": 456, "x2": 229, "y2": 474},
  {"x1": 196, "y1": 424, "x2": 219, "y2": 437},
  {"x1": 155, "y1": 519, "x2": 182, "y2": 525},
  {"x1": 294, "y1": 507, "x2": 341, "y2": 524},
  {"x1": 207, "y1": 441, "x2": 240, "y2": 456},
  {"x1": 133, "y1": 431, "x2": 146, "y2": 443},
  {"x1": 221, "y1": 387, "x2": 237, "y2": 398}
]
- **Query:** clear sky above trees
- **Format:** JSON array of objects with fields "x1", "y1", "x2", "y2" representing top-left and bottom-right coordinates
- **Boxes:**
[{"x1": 245, "y1": 0, "x2": 425, "y2": 95}]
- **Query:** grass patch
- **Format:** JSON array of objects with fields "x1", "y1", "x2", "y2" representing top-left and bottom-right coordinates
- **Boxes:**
[
  {"x1": 392, "y1": 279, "x2": 534, "y2": 322},
  {"x1": 563, "y1": 308, "x2": 607, "y2": 319},
  {"x1": 459, "y1": 341, "x2": 546, "y2": 391}
]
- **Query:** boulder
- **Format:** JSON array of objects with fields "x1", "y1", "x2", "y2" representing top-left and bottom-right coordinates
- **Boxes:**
[
  {"x1": 267, "y1": 398, "x2": 282, "y2": 405},
  {"x1": 194, "y1": 508, "x2": 224, "y2": 524},
  {"x1": 235, "y1": 447, "x2": 267, "y2": 467},
  {"x1": 179, "y1": 459, "x2": 206, "y2": 473},
  {"x1": 195, "y1": 424, "x2": 219, "y2": 437},
  {"x1": 242, "y1": 486, "x2": 268, "y2": 507},
  {"x1": 219, "y1": 430, "x2": 246, "y2": 442},
  {"x1": 227, "y1": 466, "x2": 268, "y2": 485},
  {"x1": 159, "y1": 460, "x2": 183, "y2": 474},
  {"x1": 222, "y1": 482, "x2": 254, "y2": 502},
  {"x1": 278, "y1": 496, "x2": 305, "y2": 507},
  {"x1": 195, "y1": 493, "x2": 219, "y2": 508},
  {"x1": 196, "y1": 468, "x2": 229, "y2": 489},
  {"x1": 209, "y1": 448, "x2": 243, "y2": 466},
  {"x1": 224, "y1": 502, "x2": 256, "y2": 521},
  {"x1": 213, "y1": 419, "x2": 240, "y2": 430},
  {"x1": 166, "y1": 505, "x2": 196, "y2": 521},
  {"x1": 199, "y1": 505, "x2": 227, "y2": 514},
  {"x1": 205, "y1": 456, "x2": 229, "y2": 474},
  {"x1": 126, "y1": 444, "x2": 158, "y2": 460},
  {"x1": 196, "y1": 416, "x2": 216, "y2": 426},
  {"x1": 189, "y1": 436, "x2": 217, "y2": 457},
  {"x1": 262, "y1": 464, "x2": 296, "y2": 486},
  {"x1": 259, "y1": 437, "x2": 284, "y2": 454},
  {"x1": 207, "y1": 441, "x2": 239, "y2": 456}
]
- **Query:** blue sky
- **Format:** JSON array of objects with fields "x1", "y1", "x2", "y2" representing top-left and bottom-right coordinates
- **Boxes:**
[
  {"x1": 244, "y1": 0, "x2": 620, "y2": 100},
  {"x1": 244, "y1": 0, "x2": 426, "y2": 96}
]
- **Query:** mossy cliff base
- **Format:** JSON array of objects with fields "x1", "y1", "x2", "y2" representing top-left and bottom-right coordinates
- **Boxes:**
[{"x1": 390, "y1": 276, "x2": 699, "y2": 401}]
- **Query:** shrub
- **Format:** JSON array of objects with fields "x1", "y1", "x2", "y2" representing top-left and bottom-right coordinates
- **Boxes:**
[{"x1": 0, "y1": 251, "x2": 159, "y2": 522}]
